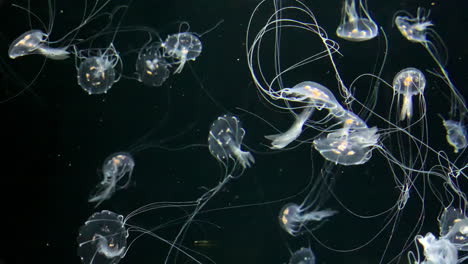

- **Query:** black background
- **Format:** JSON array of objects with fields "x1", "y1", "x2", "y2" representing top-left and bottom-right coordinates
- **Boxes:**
[{"x1": 0, "y1": 0, "x2": 467, "y2": 263}]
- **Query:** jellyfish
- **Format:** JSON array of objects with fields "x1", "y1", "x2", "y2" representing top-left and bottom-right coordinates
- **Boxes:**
[
  {"x1": 313, "y1": 126, "x2": 379, "y2": 166},
  {"x1": 162, "y1": 32, "x2": 202, "y2": 74},
  {"x1": 135, "y1": 42, "x2": 171, "y2": 87},
  {"x1": 277, "y1": 81, "x2": 341, "y2": 112},
  {"x1": 416, "y1": 233, "x2": 459, "y2": 264},
  {"x1": 441, "y1": 119, "x2": 467, "y2": 153},
  {"x1": 265, "y1": 107, "x2": 314, "y2": 149},
  {"x1": 77, "y1": 207, "x2": 205, "y2": 264},
  {"x1": 391, "y1": 67, "x2": 426, "y2": 121},
  {"x1": 8, "y1": 0, "x2": 116, "y2": 60},
  {"x1": 289, "y1": 247, "x2": 316, "y2": 264},
  {"x1": 88, "y1": 152, "x2": 135, "y2": 207},
  {"x1": 336, "y1": 0, "x2": 378, "y2": 41},
  {"x1": 279, "y1": 202, "x2": 337, "y2": 236},
  {"x1": 208, "y1": 114, "x2": 255, "y2": 172},
  {"x1": 394, "y1": 8, "x2": 467, "y2": 121},
  {"x1": 75, "y1": 44, "x2": 123, "y2": 95},
  {"x1": 77, "y1": 210, "x2": 128, "y2": 264},
  {"x1": 439, "y1": 207, "x2": 468, "y2": 251}
]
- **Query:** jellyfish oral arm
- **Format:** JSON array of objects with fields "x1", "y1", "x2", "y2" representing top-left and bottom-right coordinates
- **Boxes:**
[
  {"x1": 38, "y1": 46, "x2": 70, "y2": 60},
  {"x1": 302, "y1": 209, "x2": 338, "y2": 222},
  {"x1": 265, "y1": 108, "x2": 314, "y2": 149}
]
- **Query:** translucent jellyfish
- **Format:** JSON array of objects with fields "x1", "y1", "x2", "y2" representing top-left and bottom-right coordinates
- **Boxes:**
[
  {"x1": 439, "y1": 207, "x2": 468, "y2": 251},
  {"x1": 8, "y1": 30, "x2": 69, "y2": 60},
  {"x1": 88, "y1": 152, "x2": 135, "y2": 207},
  {"x1": 289, "y1": 247, "x2": 316, "y2": 264},
  {"x1": 441, "y1": 120, "x2": 467, "y2": 153},
  {"x1": 135, "y1": 42, "x2": 171, "y2": 87},
  {"x1": 265, "y1": 107, "x2": 314, "y2": 149},
  {"x1": 416, "y1": 233, "x2": 458, "y2": 264},
  {"x1": 208, "y1": 114, "x2": 255, "y2": 171},
  {"x1": 278, "y1": 81, "x2": 340, "y2": 112},
  {"x1": 394, "y1": 8, "x2": 467, "y2": 120},
  {"x1": 392, "y1": 67, "x2": 426, "y2": 121},
  {"x1": 75, "y1": 44, "x2": 123, "y2": 95},
  {"x1": 162, "y1": 32, "x2": 202, "y2": 74},
  {"x1": 77, "y1": 210, "x2": 128, "y2": 264},
  {"x1": 8, "y1": 0, "x2": 116, "y2": 60},
  {"x1": 313, "y1": 126, "x2": 379, "y2": 165},
  {"x1": 336, "y1": 0, "x2": 378, "y2": 41},
  {"x1": 279, "y1": 202, "x2": 337, "y2": 236}
]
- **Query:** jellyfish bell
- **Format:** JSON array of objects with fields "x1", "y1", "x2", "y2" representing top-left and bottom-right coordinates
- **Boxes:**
[
  {"x1": 279, "y1": 202, "x2": 337, "y2": 236},
  {"x1": 162, "y1": 32, "x2": 202, "y2": 74},
  {"x1": 439, "y1": 207, "x2": 468, "y2": 251},
  {"x1": 135, "y1": 41, "x2": 171, "y2": 87},
  {"x1": 441, "y1": 119, "x2": 467, "y2": 154},
  {"x1": 336, "y1": 0, "x2": 378, "y2": 42},
  {"x1": 88, "y1": 152, "x2": 135, "y2": 207},
  {"x1": 392, "y1": 67, "x2": 426, "y2": 121},
  {"x1": 8, "y1": 29, "x2": 69, "y2": 60},
  {"x1": 75, "y1": 43, "x2": 122, "y2": 95},
  {"x1": 394, "y1": 8, "x2": 434, "y2": 44}
]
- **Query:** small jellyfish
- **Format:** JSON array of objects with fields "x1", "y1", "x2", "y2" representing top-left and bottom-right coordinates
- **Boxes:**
[
  {"x1": 88, "y1": 152, "x2": 135, "y2": 207},
  {"x1": 289, "y1": 247, "x2": 316, "y2": 264},
  {"x1": 8, "y1": 30, "x2": 69, "y2": 60},
  {"x1": 208, "y1": 114, "x2": 255, "y2": 171},
  {"x1": 265, "y1": 107, "x2": 314, "y2": 149},
  {"x1": 278, "y1": 81, "x2": 340, "y2": 111},
  {"x1": 441, "y1": 119, "x2": 467, "y2": 153},
  {"x1": 416, "y1": 233, "x2": 459, "y2": 264},
  {"x1": 336, "y1": 0, "x2": 378, "y2": 42},
  {"x1": 77, "y1": 210, "x2": 128, "y2": 264},
  {"x1": 439, "y1": 207, "x2": 468, "y2": 251},
  {"x1": 279, "y1": 203, "x2": 338, "y2": 236},
  {"x1": 313, "y1": 126, "x2": 379, "y2": 166},
  {"x1": 392, "y1": 67, "x2": 426, "y2": 121},
  {"x1": 394, "y1": 8, "x2": 433, "y2": 44},
  {"x1": 162, "y1": 32, "x2": 202, "y2": 74},
  {"x1": 135, "y1": 42, "x2": 171, "y2": 87},
  {"x1": 75, "y1": 44, "x2": 122, "y2": 95}
]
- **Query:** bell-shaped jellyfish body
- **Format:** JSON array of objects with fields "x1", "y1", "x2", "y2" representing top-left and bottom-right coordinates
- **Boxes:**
[
  {"x1": 336, "y1": 111, "x2": 368, "y2": 129},
  {"x1": 208, "y1": 114, "x2": 255, "y2": 171},
  {"x1": 392, "y1": 67, "x2": 426, "y2": 121},
  {"x1": 279, "y1": 81, "x2": 340, "y2": 111},
  {"x1": 336, "y1": 0, "x2": 378, "y2": 42},
  {"x1": 279, "y1": 203, "x2": 338, "y2": 236},
  {"x1": 135, "y1": 42, "x2": 171, "y2": 87},
  {"x1": 88, "y1": 152, "x2": 135, "y2": 207},
  {"x1": 8, "y1": 30, "x2": 70, "y2": 60},
  {"x1": 75, "y1": 44, "x2": 122, "y2": 95},
  {"x1": 313, "y1": 126, "x2": 379, "y2": 166},
  {"x1": 394, "y1": 8, "x2": 434, "y2": 44},
  {"x1": 162, "y1": 32, "x2": 202, "y2": 74},
  {"x1": 289, "y1": 247, "x2": 316, "y2": 264},
  {"x1": 441, "y1": 120, "x2": 467, "y2": 153},
  {"x1": 439, "y1": 207, "x2": 468, "y2": 251},
  {"x1": 416, "y1": 233, "x2": 458, "y2": 264},
  {"x1": 265, "y1": 107, "x2": 314, "y2": 149},
  {"x1": 77, "y1": 210, "x2": 128, "y2": 264}
]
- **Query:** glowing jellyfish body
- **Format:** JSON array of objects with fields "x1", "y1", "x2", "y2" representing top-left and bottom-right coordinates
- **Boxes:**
[
  {"x1": 392, "y1": 67, "x2": 426, "y2": 121},
  {"x1": 289, "y1": 247, "x2": 316, "y2": 264},
  {"x1": 417, "y1": 233, "x2": 458, "y2": 264},
  {"x1": 439, "y1": 207, "x2": 468, "y2": 251},
  {"x1": 8, "y1": 30, "x2": 70, "y2": 60},
  {"x1": 279, "y1": 81, "x2": 340, "y2": 111},
  {"x1": 76, "y1": 44, "x2": 122, "y2": 94},
  {"x1": 135, "y1": 42, "x2": 171, "y2": 87},
  {"x1": 208, "y1": 114, "x2": 255, "y2": 170},
  {"x1": 88, "y1": 152, "x2": 135, "y2": 207},
  {"x1": 77, "y1": 210, "x2": 128, "y2": 264},
  {"x1": 336, "y1": 0, "x2": 378, "y2": 41},
  {"x1": 313, "y1": 126, "x2": 379, "y2": 166},
  {"x1": 279, "y1": 203, "x2": 337, "y2": 236},
  {"x1": 394, "y1": 8, "x2": 433, "y2": 44},
  {"x1": 442, "y1": 120, "x2": 467, "y2": 153},
  {"x1": 162, "y1": 32, "x2": 202, "y2": 74},
  {"x1": 265, "y1": 107, "x2": 314, "y2": 149}
]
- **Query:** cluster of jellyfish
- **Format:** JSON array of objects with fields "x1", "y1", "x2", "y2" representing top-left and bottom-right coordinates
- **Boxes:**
[
  {"x1": 6, "y1": 0, "x2": 468, "y2": 263},
  {"x1": 8, "y1": 0, "x2": 204, "y2": 95},
  {"x1": 246, "y1": 0, "x2": 468, "y2": 263}
]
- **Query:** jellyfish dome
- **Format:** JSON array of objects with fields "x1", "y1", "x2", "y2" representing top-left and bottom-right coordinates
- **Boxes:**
[
  {"x1": 162, "y1": 32, "x2": 202, "y2": 74},
  {"x1": 135, "y1": 42, "x2": 171, "y2": 87},
  {"x1": 77, "y1": 210, "x2": 128, "y2": 264}
]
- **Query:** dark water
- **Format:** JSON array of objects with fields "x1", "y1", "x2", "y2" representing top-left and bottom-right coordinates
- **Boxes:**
[{"x1": 0, "y1": 0, "x2": 467, "y2": 264}]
